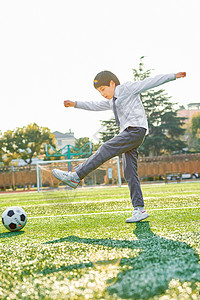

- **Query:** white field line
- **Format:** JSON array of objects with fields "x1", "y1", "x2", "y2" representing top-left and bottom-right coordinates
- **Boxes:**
[
  {"x1": 1, "y1": 188, "x2": 200, "y2": 201},
  {"x1": 22, "y1": 193, "x2": 200, "y2": 207},
  {"x1": 29, "y1": 206, "x2": 200, "y2": 219}
]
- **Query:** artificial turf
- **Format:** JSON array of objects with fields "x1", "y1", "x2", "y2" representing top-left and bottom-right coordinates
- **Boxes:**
[{"x1": 0, "y1": 182, "x2": 200, "y2": 299}]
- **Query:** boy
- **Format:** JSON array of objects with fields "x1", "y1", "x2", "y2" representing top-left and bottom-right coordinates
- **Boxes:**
[{"x1": 52, "y1": 70, "x2": 186, "y2": 222}]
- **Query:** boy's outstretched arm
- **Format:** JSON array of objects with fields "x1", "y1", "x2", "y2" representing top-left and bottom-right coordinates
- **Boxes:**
[
  {"x1": 126, "y1": 72, "x2": 186, "y2": 95},
  {"x1": 64, "y1": 100, "x2": 76, "y2": 107},
  {"x1": 175, "y1": 72, "x2": 186, "y2": 79},
  {"x1": 64, "y1": 99, "x2": 111, "y2": 111}
]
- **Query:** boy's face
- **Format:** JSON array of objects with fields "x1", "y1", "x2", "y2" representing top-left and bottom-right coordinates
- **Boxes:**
[{"x1": 97, "y1": 80, "x2": 115, "y2": 100}]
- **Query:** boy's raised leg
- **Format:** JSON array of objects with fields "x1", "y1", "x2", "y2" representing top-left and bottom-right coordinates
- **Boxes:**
[{"x1": 74, "y1": 127, "x2": 146, "y2": 180}]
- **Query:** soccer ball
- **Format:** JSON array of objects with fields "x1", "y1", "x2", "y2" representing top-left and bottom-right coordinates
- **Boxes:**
[{"x1": 1, "y1": 206, "x2": 27, "y2": 232}]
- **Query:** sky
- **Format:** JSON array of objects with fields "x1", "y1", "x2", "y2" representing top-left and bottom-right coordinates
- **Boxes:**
[{"x1": 0, "y1": 0, "x2": 200, "y2": 142}]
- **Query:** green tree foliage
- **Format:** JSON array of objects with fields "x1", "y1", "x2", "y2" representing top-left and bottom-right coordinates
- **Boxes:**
[
  {"x1": 189, "y1": 113, "x2": 200, "y2": 151},
  {"x1": 75, "y1": 137, "x2": 90, "y2": 151},
  {"x1": 133, "y1": 57, "x2": 187, "y2": 156},
  {"x1": 99, "y1": 119, "x2": 120, "y2": 143},
  {"x1": 191, "y1": 113, "x2": 200, "y2": 136},
  {"x1": 72, "y1": 137, "x2": 92, "y2": 158},
  {"x1": 1, "y1": 130, "x2": 18, "y2": 165},
  {"x1": 0, "y1": 131, "x2": 5, "y2": 163},
  {"x1": 2, "y1": 123, "x2": 55, "y2": 165}
]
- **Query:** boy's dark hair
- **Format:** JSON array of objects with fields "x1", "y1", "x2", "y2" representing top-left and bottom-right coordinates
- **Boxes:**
[{"x1": 93, "y1": 70, "x2": 120, "y2": 89}]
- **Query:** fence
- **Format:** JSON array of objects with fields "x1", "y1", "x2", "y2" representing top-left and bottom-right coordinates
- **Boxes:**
[
  {"x1": 0, "y1": 166, "x2": 37, "y2": 191},
  {"x1": 0, "y1": 154, "x2": 199, "y2": 191},
  {"x1": 138, "y1": 153, "x2": 200, "y2": 181}
]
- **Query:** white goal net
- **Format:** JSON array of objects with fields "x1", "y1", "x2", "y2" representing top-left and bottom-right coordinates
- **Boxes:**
[{"x1": 36, "y1": 157, "x2": 122, "y2": 192}]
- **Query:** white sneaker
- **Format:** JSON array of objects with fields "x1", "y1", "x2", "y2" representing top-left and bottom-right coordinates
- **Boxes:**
[
  {"x1": 52, "y1": 169, "x2": 80, "y2": 189},
  {"x1": 126, "y1": 208, "x2": 149, "y2": 223}
]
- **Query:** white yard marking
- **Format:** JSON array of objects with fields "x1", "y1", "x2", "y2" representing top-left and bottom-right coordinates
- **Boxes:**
[
  {"x1": 29, "y1": 206, "x2": 200, "y2": 219},
  {"x1": 22, "y1": 193, "x2": 200, "y2": 207}
]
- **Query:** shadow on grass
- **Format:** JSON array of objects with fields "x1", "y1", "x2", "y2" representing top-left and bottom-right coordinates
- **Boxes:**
[
  {"x1": 0, "y1": 231, "x2": 25, "y2": 238},
  {"x1": 43, "y1": 222, "x2": 200, "y2": 299}
]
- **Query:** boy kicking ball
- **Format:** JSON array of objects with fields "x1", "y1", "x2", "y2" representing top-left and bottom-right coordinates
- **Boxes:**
[{"x1": 52, "y1": 70, "x2": 186, "y2": 222}]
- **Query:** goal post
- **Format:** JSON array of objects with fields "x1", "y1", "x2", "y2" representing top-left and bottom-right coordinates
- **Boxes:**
[{"x1": 36, "y1": 156, "x2": 122, "y2": 192}]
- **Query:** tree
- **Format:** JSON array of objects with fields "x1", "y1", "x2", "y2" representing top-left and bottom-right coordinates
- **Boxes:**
[
  {"x1": 3, "y1": 123, "x2": 55, "y2": 165},
  {"x1": 71, "y1": 137, "x2": 92, "y2": 159},
  {"x1": 133, "y1": 57, "x2": 187, "y2": 156},
  {"x1": 191, "y1": 113, "x2": 200, "y2": 137},
  {"x1": 1, "y1": 130, "x2": 19, "y2": 166},
  {"x1": 188, "y1": 113, "x2": 200, "y2": 152},
  {"x1": 0, "y1": 131, "x2": 5, "y2": 163},
  {"x1": 99, "y1": 119, "x2": 120, "y2": 143}
]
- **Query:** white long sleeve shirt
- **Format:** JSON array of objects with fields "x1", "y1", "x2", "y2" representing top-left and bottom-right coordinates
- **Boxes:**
[{"x1": 75, "y1": 73, "x2": 176, "y2": 134}]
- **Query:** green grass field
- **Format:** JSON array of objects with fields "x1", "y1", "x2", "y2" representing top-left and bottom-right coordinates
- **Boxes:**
[{"x1": 0, "y1": 182, "x2": 200, "y2": 299}]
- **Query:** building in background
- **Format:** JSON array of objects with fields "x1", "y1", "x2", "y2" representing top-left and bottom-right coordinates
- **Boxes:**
[{"x1": 53, "y1": 130, "x2": 76, "y2": 149}]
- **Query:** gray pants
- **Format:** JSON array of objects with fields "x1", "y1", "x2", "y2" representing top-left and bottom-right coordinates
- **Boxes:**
[{"x1": 74, "y1": 127, "x2": 146, "y2": 207}]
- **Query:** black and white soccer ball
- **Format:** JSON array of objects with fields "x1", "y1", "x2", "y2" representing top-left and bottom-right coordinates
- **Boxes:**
[{"x1": 1, "y1": 206, "x2": 27, "y2": 232}]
